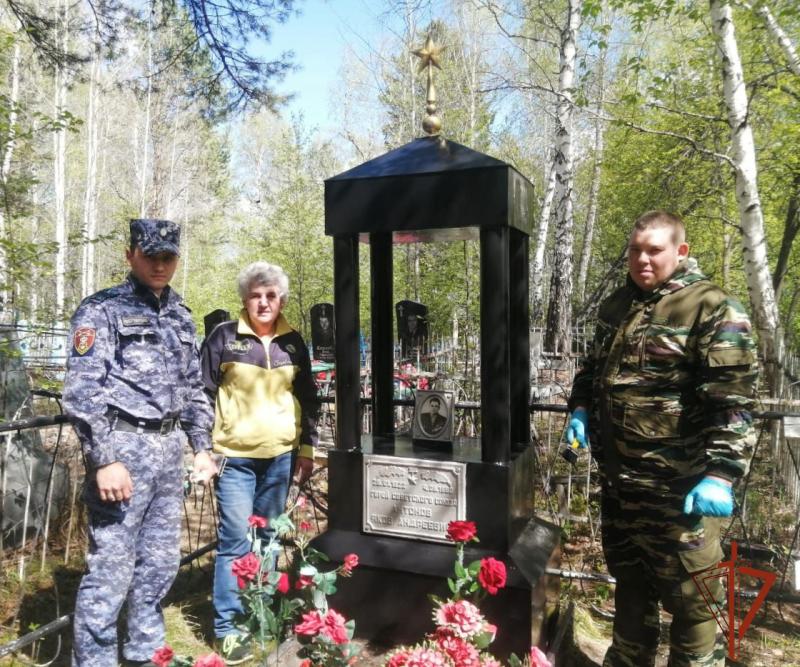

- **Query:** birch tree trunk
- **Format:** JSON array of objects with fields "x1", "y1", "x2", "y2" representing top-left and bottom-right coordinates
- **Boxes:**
[
  {"x1": 0, "y1": 36, "x2": 21, "y2": 315},
  {"x1": 710, "y1": 0, "x2": 781, "y2": 382},
  {"x1": 530, "y1": 162, "x2": 556, "y2": 322},
  {"x1": 81, "y1": 45, "x2": 100, "y2": 298},
  {"x1": 575, "y1": 51, "x2": 606, "y2": 304},
  {"x1": 53, "y1": 0, "x2": 69, "y2": 320},
  {"x1": 756, "y1": 2, "x2": 800, "y2": 76},
  {"x1": 165, "y1": 113, "x2": 180, "y2": 218},
  {"x1": 139, "y1": 0, "x2": 155, "y2": 217},
  {"x1": 544, "y1": 0, "x2": 582, "y2": 354}
]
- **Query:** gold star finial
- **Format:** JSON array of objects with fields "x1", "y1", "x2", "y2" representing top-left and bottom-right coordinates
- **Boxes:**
[
  {"x1": 411, "y1": 35, "x2": 444, "y2": 136},
  {"x1": 412, "y1": 35, "x2": 443, "y2": 73}
]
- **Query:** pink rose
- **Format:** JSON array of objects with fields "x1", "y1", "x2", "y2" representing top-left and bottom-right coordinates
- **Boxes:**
[
  {"x1": 295, "y1": 610, "x2": 324, "y2": 636},
  {"x1": 529, "y1": 646, "x2": 552, "y2": 667},
  {"x1": 231, "y1": 552, "x2": 260, "y2": 589},
  {"x1": 342, "y1": 553, "x2": 359, "y2": 574},
  {"x1": 434, "y1": 599, "x2": 485, "y2": 638},
  {"x1": 446, "y1": 520, "x2": 477, "y2": 543},
  {"x1": 193, "y1": 654, "x2": 226, "y2": 667},
  {"x1": 321, "y1": 609, "x2": 350, "y2": 645},
  {"x1": 405, "y1": 647, "x2": 450, "y2": 667},
  {"x1": 478, "y1": 557, "x2": 507, "y2": 595},
  {"x1": 437, "y1": 632, "x2": 480, "y2": 665},
  {"x1": 276, "y1": 572, "x2": 290, "y2": 594},
  {"x1": 296, "y1": 495, "x2": 307, "y2": 508},
  {"x1": 152, "y1": 646, "x2": 174, "y2": 667},
  {"x1": 299, "y1": 661, "x2": 312, "y2": 667},
  {"x1": 248, "y1": 515, "x2": 268, "y2": 528}
]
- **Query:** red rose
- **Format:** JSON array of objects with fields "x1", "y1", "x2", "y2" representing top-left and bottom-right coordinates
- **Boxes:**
[
  {"x1": 478, "y1": 557, "x2": 507, "y2": 595},
  {"x1": 295, "y1": 610, "x2": 324, "y2": 636},
  {"x1": 299, "y1": 520, "x2": 312, "y2": 532},
  {"x1": 446, "y1": 520, "x2": 477, "y2": 543},
  {"x1": 231, "y1": 552, "x2": 260, "y2": 589},
  {"x1": 294, "y1": 573, "x2": 314, "y2": 589},
  {"x1": 152, "y1": 646, "x2": 174, "y2": 667},
  {"x1": 276, "y1": 572, "x2": 290, "y2": 594},
  {"x1": 386, "y1": 650, "x2": 410, "y2": 667},
  {"x1": 342, "y1": 553, "x2": 359, "y2": 574},
  {"x1": 248, "y1": 515, "x2": 268, "y2": 528},
  {"x1": 193, "y1": 654, "x2": 226, "y2": 667},
  {"x1": 299, "y1": 661, "x2": 312, "y2": 667}
]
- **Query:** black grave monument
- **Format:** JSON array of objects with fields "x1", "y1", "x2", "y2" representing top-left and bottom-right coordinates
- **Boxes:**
[
  {"x1": 396, "y1": 300, "x2": 428, "y2": 359},
  {"x1": 311, "y1": 302, "x2": 336, "y2": 362},
  {"x1": 311, "y1": 35, "x2": 561, "y2": 661}
]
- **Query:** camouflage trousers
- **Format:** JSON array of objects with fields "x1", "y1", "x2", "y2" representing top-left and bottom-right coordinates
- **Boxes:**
[
  {"x1": 72, "y1": 430, "x2": 184, "y2": 667},
  {"x1": 601, "y1": 487, "x2": 727, "y2": 667}
]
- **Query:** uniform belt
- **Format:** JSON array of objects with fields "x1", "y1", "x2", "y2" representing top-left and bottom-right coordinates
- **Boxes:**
[{"x1": 110, "y1": 409, "x2": 180, "y2": 435}]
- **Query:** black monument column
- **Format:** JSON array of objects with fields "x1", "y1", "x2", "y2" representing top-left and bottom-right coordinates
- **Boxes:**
[
  {"x1": 370, "y1": 233, "x2": 394, "y2": 438},
  {"x1": 480, "y1": 226, "x2": 511, "y2": 464},
  {"x1": 509, "y1": 228, "x2": 531, "y2": 448},
  {"x1": 333, "y1": 235, "x2": 361, "y2": 450}
]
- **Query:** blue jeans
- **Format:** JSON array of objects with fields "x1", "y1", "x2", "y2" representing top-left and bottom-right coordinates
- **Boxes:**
[{"x1": 213, "y1": 452, "x2": 294, "y2": 638}]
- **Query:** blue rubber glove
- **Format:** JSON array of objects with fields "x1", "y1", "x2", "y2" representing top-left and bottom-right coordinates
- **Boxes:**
[
  {"x1": 683, "y1": 477, "x2": 734, "y2": 517},
  {"x1": 565, "y1": 408, "x2": 589, "y2": 449}
]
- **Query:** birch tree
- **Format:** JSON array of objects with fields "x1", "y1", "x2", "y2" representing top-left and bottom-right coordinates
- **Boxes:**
[
  {"x1": 530, "y1": 162, "x2": 555, "y2": 322},
  {"x1": 710, "y1": 0, "x2": 780, "y2": 369},
  {"x1": 0, "y1": 29, "x2": 20, "y2": 314},
  {"x1": 139, "y1": 0, "x2": 155, "y2": 217},
  {"x1": 753, "y1": 2, "x2": 800, "y2": 76},
  {"x1": 81, "y1": 40, "x2": 101, "y2": 298},
  {"x1": 544, "y1": 0, "x2": 582, "y2": 354},
  {"x1": 575, "y1": 48, "x2": 606, "y2": 304},
  {"x1": 52, "y1": 0, "x2": 68, "y2": 320}
]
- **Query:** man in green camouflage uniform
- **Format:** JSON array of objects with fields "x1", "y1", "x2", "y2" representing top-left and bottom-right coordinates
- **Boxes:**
[{"x1": 567, "y1": 210, "x2": 757, "y2": 667}]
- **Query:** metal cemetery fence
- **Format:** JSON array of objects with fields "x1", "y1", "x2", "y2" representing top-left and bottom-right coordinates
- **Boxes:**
[{"x1": 3, "y1": 325, "x2": 800, "y2": 661}]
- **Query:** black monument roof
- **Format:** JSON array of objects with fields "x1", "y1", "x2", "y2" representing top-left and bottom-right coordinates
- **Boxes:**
[
  {"x1": 328, "y1": 136, "x2": 508, "y2": 181},
  {"x1": 325, "y1": 136, "x2": 533, "y2": 239}
]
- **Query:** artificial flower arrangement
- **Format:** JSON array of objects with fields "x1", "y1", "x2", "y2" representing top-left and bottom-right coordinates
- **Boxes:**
[
  {"x1": 382, "y1": 520, "x2": 553, "y2": 667},
  {"x1": 144, "y1": 508, "x2": 553, "y2": 667},
  {"x1": 148, "y1": 494, "x2": 359, "y2": 666}
]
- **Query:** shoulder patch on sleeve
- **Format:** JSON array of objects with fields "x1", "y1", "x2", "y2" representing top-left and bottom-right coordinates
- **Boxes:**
[{"x1": 72, "y1": 327, "x2": 96, "y2": 357}]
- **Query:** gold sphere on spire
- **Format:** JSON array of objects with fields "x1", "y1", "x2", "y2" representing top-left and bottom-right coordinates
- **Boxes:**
[{"x1": 412, "y1": 34, "x2": 445, "y2": 136}]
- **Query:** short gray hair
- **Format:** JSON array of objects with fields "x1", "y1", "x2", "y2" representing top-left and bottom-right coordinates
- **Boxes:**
[{"x1": 237, "y1": 261, "x2": 289, "y2": 303}]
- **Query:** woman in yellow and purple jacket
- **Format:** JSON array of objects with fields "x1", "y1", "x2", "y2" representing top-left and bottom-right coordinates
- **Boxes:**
[{"x1": 201, "y1": 261, "x2": 319, "y2": 663}]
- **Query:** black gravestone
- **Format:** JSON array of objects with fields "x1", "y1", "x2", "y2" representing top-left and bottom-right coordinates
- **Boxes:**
[
  {"x1": 203, "y1": 309, "x2": 230, "y2": 338},
  {"x1": 396, "y1": 300, "x2": 428, "y2": 359},
  {"x1": 310, "y1": 302, "x2": 335, "y2": 362}
]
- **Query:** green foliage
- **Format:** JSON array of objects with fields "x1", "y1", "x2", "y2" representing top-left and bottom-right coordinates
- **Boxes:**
[{"x1": 195, "y1": 113, "x2": 338, "y2": 340}]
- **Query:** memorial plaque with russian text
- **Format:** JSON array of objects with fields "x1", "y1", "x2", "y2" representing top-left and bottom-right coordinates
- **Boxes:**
[{"x1": 363, "y1": 454, "x2": 466, "y2": 544}]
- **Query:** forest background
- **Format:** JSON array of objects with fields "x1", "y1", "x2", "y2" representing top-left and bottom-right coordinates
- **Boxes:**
[{"x1": 0, "y1": 0, "x2": 798, "y2": 372}]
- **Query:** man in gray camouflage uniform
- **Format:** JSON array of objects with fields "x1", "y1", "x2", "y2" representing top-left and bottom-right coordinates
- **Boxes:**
[
  {"x1": 567, "y1": 210, "x2": 757, "y2": 666},
  {"x1": 64, "y1": 219, "x2": 216, "y2": 667}
]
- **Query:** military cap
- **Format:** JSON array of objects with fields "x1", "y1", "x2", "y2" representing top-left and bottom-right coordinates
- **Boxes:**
[{"x1": 130, "y1": 218, "x2": 181, "y2": 256}]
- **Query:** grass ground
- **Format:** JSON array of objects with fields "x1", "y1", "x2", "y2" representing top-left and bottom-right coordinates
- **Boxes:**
[{"x1": 2, "y1": 464, "x2": 799, "y2": 666}]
